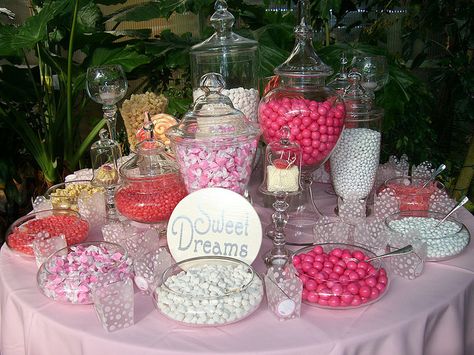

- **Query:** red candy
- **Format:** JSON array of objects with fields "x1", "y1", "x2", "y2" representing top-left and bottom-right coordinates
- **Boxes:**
[
  {"x1": 115, "y1": 173, "x2": 187, "y2": 223},
  {"x1": 295, "y1": 246, "x2": 388, "y2": 308},
  {"x1": 7, "y1": 215, "x2": 89, "y2": 256},
  {"x1": 259, "y1": 97, "x2": 345, "y2": 168},
  {"x1": 386, "y1": 182, "x2": 438, "y2": 211}
]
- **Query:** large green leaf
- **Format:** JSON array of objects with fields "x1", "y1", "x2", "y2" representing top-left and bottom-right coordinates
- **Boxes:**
[
  {"x1": 89, "y1": 46, "x2": 149, "y2": 72},
  {"x1": 0, "y1": 1, "x2": 71, "y2": 56},
  {"x1": 76, "y1": 1, "x2": 102, "y2": 34}
]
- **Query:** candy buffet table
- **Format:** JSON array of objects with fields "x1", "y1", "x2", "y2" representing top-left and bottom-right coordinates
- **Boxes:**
[{"x1": 1, "y1": 184, "x2": 473, "y2": 355}]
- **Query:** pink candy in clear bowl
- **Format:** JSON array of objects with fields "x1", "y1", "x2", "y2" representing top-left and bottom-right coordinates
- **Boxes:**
[
  {"x1": 293, "y1": 243, "x2": 389, "y2": 309},
  {"x1": 37, "y1": 241, "x2": 132, "y2": 304},
  {"x1": 167, "y1": 73, "x2": 260, "y2": 194}
]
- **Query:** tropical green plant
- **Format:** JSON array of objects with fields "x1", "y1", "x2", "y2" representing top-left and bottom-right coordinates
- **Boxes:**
[{"x1": 0, "y1": 0, "x2": 150, "y2": 186}]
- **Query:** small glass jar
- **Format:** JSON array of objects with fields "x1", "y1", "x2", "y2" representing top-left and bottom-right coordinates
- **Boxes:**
[
  {"x1": 260, "y1": 126, "x2": 302, "y2": 195},
  {"x1": 167, "y1": 73, "x2": 260, "y2": 195},
  {"x1": 381, "y1": 176, "x2": 445, "y2": 211},
  {"x1": 190, "y1": 0, "x2": 259, "y2": 122},
  {"x1": 115, "y1": 140, "x2": 187, "y2": 224}
]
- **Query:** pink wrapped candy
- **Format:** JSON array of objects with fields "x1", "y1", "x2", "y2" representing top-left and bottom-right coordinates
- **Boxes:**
[
  {"x1": 167, "y1": 73, "x2": 260, "y2": 195},
  {"x1": 37, "y1": 242, "x2": 132, "y2": 304},
  {"x1": 174, "y1": 138, "x2": 258, "y2": 194}
]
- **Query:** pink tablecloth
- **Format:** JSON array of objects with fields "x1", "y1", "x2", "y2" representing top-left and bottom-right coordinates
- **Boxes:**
[{"x1": 1, "y1": 184, "x2": 474, "y2": 355}]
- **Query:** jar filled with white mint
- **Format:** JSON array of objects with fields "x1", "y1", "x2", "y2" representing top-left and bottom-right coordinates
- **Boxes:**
[
  {"x1": 330, "y1": 72, "x2": 382, "y2": 217},
  {"x1": 190, "y1": 0, "x2": 259, "y2": 122}
]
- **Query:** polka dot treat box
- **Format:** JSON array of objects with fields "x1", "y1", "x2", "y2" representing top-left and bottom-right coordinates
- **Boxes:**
[
  {"x1": 265, "y1": 265, "x2": 302, "y2": 321},
  {"x1": 92, "y1": 277, "x2": 135, "y2": 332}
]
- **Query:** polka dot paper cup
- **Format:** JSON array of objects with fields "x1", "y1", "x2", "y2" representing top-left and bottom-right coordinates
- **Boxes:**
[
  {"x1": 293, "y1": 243, "x2": 389, "y2": 309},
  {"x1": 6, "y1": 209, "x2": 90, "y2": 258},
  {"x1": 153, "y1": 256, "x2": 264, "y2": 326},
  {"x1": 385, "y1": 210, "x2": 470, "y2": 261}
]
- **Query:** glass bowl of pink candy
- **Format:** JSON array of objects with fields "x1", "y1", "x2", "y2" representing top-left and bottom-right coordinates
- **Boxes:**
[
  {"x1": 6, "y1": 209, "x2": 90, "y2": 257},
  {"x1": 37, "y1": 241, "x2": 132, "y2": 304},
  {"x1": 380, "y1": 176, "x2": 445, "y2": 211},
  {"x1": 293, "y1": 243, "x2": 389, "y2": 309}
]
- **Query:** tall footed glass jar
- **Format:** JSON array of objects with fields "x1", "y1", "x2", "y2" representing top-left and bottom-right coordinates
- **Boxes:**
[
  {"x1": 330, "y1": 109, "x2": 383, "y2": 219},
  {"x1": 190, "y1": 0, "x2": 259, "y2": 122},
  {"x1": 258, "y1": 0, "x2": 345, "y2": 245}
]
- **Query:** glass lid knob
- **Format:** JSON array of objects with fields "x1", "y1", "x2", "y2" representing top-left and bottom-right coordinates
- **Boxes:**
[
  {"x1": 199, "y1": 72, "x2": 226, "y2": 95},
  {"x1": 210, "y1": 0, "x2": 235, "y2": 37}
]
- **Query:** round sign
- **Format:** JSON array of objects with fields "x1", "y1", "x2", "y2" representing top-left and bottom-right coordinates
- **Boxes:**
[{"x1": 166, "y1": 188, "x2": 262, "y2": 265}]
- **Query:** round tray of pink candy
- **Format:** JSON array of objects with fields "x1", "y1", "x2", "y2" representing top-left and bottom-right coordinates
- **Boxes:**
[
  {"x1": 293, "y1": 243, "x2": 389, "y2": 309},
  {"x1": 37, "y1": 242, "x2": 132, "y2": 304}
]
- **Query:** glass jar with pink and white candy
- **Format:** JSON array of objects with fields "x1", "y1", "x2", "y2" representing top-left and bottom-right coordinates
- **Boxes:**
[{"x1": 166, "y1": 73, "x2": 260, "y2": 195}]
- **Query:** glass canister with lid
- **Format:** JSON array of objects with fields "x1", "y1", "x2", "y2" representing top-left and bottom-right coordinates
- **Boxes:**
[
  {"x1": 190, "y1": 0, "x2": 259, "y2": 122},
  {"x1": 258, "y1": 0, "x2": 345, "y2": 176},
  {"x1": 115, "y1": 139, "x2": 187, "y2": 224},
  {"x1": 166, "y1": 73, "x2": 260, "y2": 195}
]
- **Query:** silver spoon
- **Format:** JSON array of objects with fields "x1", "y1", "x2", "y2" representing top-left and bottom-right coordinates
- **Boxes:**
[
  {"x1": 435, "y1": 195, "x2": 469, "y2": 227},
  {"x1": 366, "y1": 244, "x2": 414, "y2": 262},
  {"x1": 422, "y1": 164, "x2": 446, "y2": 188}
]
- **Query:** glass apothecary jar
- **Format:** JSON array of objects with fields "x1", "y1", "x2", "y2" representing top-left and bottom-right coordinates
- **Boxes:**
[
  {"x1": 258, "y1": 1, "x2": 345, "y2": 175},
  {"x1": 258, "y1": 0, "x2": 345, "y2": 240},
  {"x1": 190, "y1": 0, "x2": 259, "y2": 122},
  {"x1": 167, "y1": 73, "x2": 260, "y2": 195},
  {"x1": 115, "y1": 140, "x2": 187, "y2": 224}
]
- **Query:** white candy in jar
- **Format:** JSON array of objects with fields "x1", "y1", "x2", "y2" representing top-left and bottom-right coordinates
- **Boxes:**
[
  {"x1": 331, "y1": 128, "x2": 381, "y2": 199},
  {"x1": 155, "y1": 263, "x2": 263, "y2": 325},
  {"x1": 193, "y1": 87, "x2": 259, "y2": 122},
  {"x1": 388, "y1": 217, "x2": 469, "y2": 259},
  {"x1": 267, "y1": 165, "x2": 299, "y2": 192}
]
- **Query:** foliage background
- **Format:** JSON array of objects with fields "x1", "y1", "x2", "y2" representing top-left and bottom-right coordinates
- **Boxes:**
[{"x1": 0, "y1": 0, "x2": 472, "y2": 236}]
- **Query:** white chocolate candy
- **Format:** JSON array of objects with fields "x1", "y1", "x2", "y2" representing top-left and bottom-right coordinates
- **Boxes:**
[
  {"x1": 267, "y1": 166, "x2": 299, "y2": 192},
  {"x1": 155, "y1": 263, "x2": 263, "y2": 325}
]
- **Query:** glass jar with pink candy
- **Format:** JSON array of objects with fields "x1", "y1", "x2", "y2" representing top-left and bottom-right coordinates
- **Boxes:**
[
  {"x1": 258, "y1": 0, "x2": 345, "y2": 244},
  {"x1": 167, "y1": 73, "x2": 260, "y2": 195}
]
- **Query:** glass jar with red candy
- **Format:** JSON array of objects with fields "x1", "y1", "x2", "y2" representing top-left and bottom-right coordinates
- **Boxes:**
[{"x1": 115, "y1": 139, "x2": 187, "y2": 224}]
